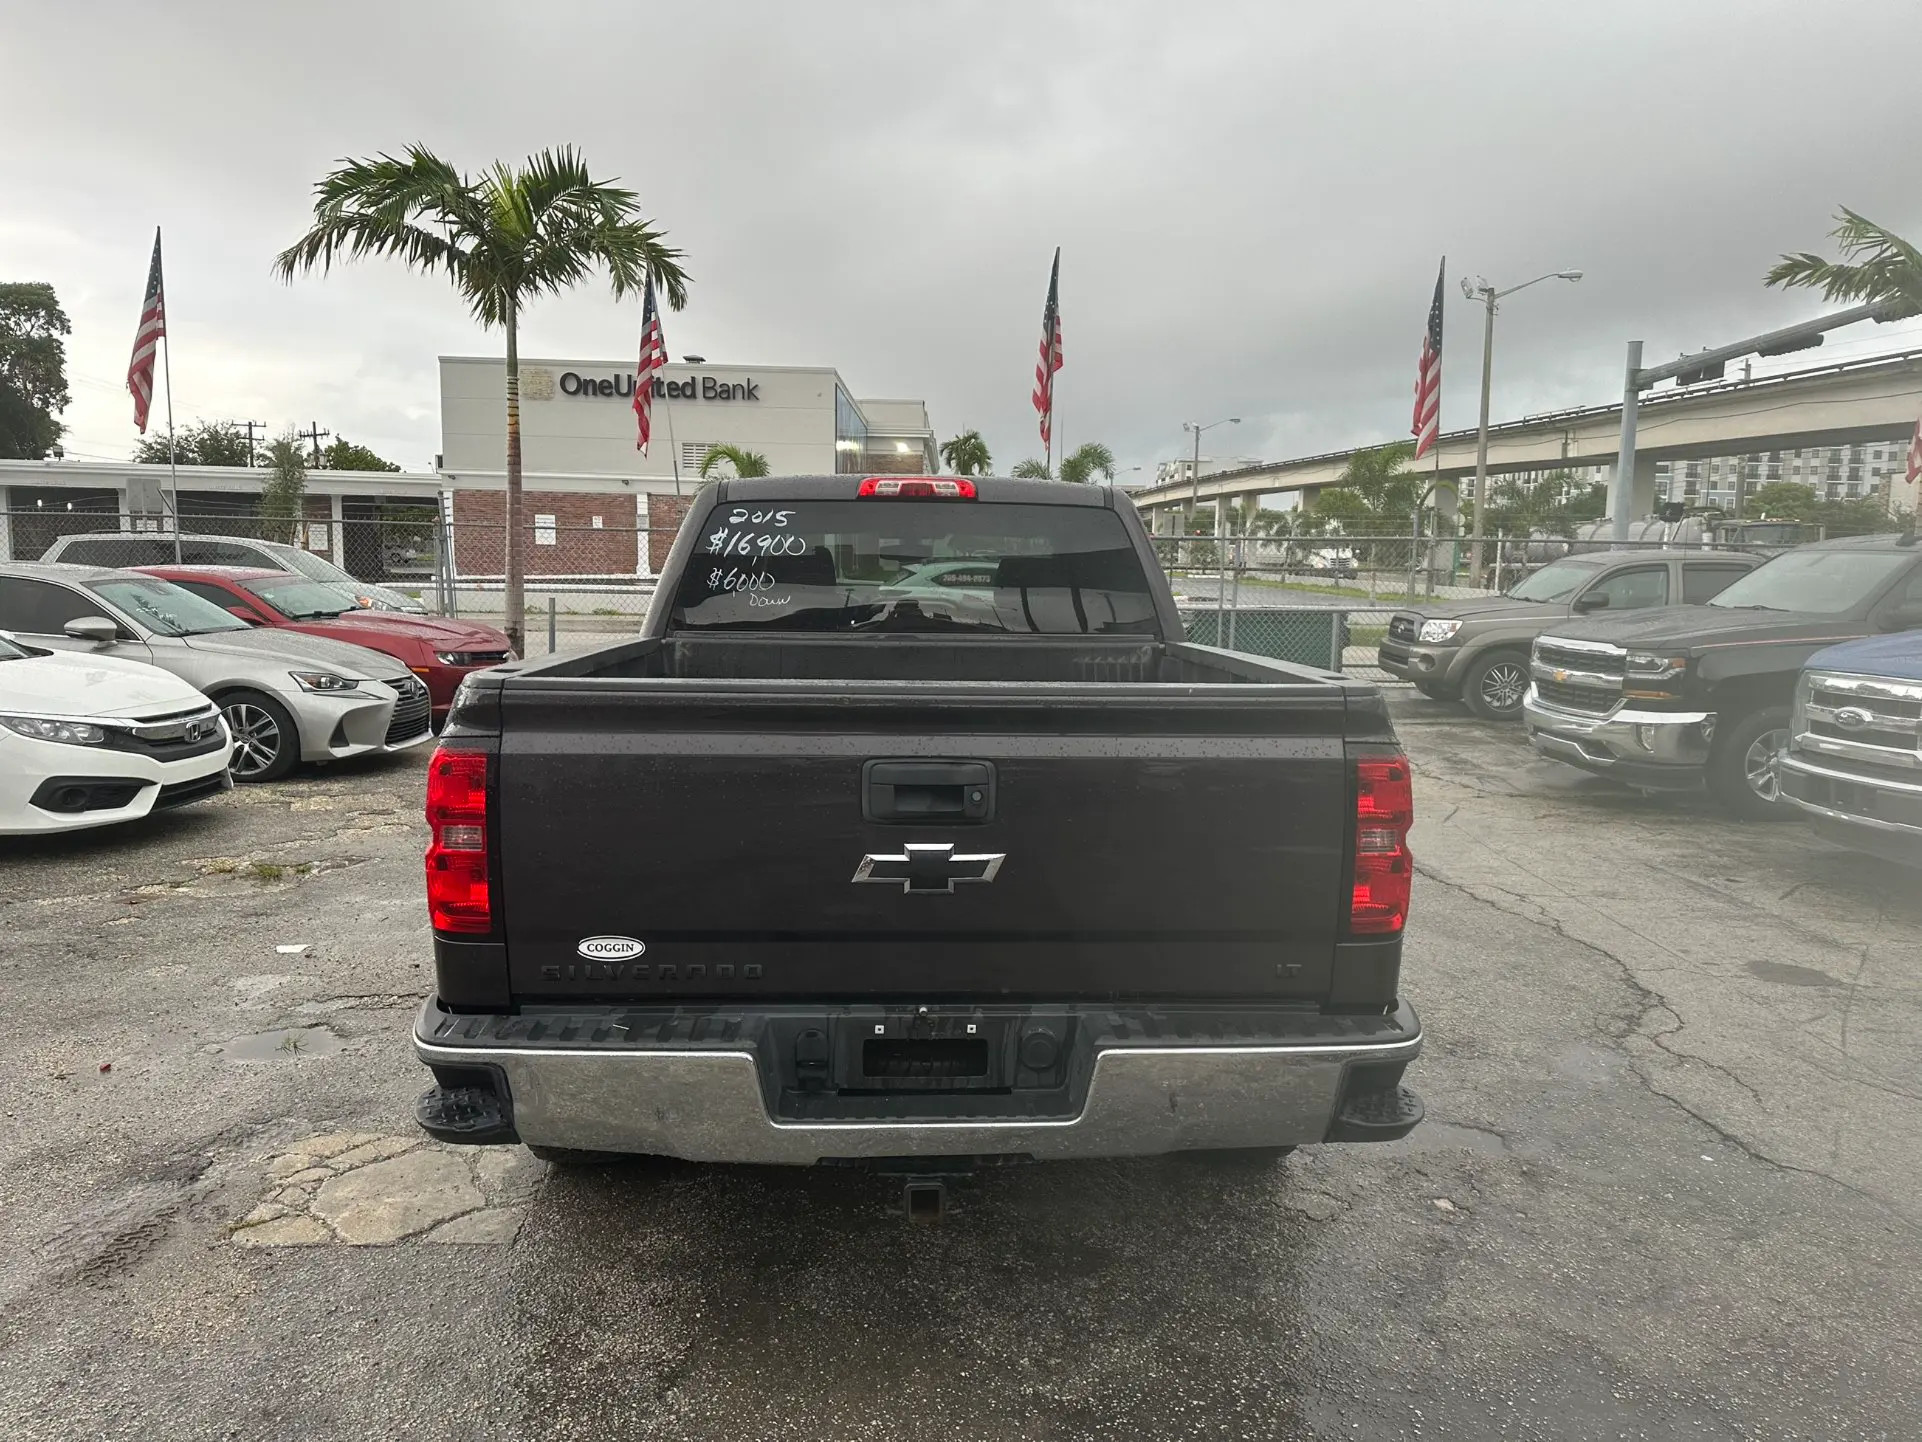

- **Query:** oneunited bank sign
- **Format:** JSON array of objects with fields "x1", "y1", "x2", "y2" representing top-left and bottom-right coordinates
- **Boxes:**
[{"x1": 556, "y1": 370, "x2": 761, "y2": 402}]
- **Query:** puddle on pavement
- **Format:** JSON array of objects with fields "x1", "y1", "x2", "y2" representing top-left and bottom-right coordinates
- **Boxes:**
[
  {"x1": 219, "y1": 1025, "x2": 344, "y2": 1062},
  {"x1": 1746, "y1": 960, "x2": 1841, "y2": 989},
  {"x1": 1548, "y1": 1042, "x2": 1628, "y2": 1085},
  {"x1": 1383, "y1": 1120, "x2": 1507, "y2": 1154}
]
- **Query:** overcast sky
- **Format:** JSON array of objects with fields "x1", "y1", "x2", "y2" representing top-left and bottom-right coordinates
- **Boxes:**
[{"x1": 5, "y1": 0, "x2": 1920, "y2": 478}]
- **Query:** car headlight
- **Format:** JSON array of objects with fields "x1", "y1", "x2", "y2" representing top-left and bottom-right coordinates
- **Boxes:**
[
  {"x1": 1625, "y1": 651, "x2": 1688, "y2": 682},
  {"x1": 1, "y1": 714, "x2": 108, "y2": 745},
  {"x1": 289, "y1": 670, "x2": 362, "y2": 694},
  {"x1": 1418, "y1": 619, "x2": 1463, "y2": 643}
]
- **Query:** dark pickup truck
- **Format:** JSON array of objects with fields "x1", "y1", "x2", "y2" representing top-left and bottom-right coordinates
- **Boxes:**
[
  {"x1": 410, "y1": 476, "x2": 1423, "y2": 1171},
  {"x1": 1524, "y1": 534, "x2": 1922, "y2": 819}
]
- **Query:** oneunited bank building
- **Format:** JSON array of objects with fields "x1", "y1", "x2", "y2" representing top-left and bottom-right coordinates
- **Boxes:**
[{"x1": 439, "y1": 355, "x2": 940, "y2": 572}]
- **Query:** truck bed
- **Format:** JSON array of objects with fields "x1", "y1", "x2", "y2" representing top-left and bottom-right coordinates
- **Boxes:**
[{"x1": 521, "y1": 633, "x2": 1338, "y2": 685}]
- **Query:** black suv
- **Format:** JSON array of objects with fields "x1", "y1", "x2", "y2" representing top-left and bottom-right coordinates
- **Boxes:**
[{"x1": 1522, "y1": 535, "x2": 1922, "y2": 819}]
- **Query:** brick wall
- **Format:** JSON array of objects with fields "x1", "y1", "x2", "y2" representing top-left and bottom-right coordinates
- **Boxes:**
[
  {"x1": 449, "y1": 489, "x2": 639, "y2": 576},
  {"x1": 647, "y1": 493, "x2": 696, "y2": 573}
]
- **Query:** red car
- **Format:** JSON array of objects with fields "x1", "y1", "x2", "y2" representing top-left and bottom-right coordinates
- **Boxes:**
[{"x1": 136, "y1": 567, "x2": 514, "y2": 722}]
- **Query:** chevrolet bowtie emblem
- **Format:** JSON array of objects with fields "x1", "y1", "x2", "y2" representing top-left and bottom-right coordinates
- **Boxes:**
[
  {"x1": 852, "y1": 843, "x2": 1005, "y2": 894},
  {"x1": 1554, "y1": 669, "x2": 1568, "y2": 682}
]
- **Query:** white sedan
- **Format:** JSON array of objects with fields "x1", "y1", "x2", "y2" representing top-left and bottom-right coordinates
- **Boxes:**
[{"x1": 0, "y1": 631, "x2": 233, "y2": 836}]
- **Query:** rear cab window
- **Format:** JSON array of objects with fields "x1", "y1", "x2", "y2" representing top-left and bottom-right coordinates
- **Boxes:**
[
  {"x1": 668, "y1": 500, "x2": 1157, "y2": 635},
  {"x1": 1682, "y1": 563, "x2": 1756, "y2": 605}
]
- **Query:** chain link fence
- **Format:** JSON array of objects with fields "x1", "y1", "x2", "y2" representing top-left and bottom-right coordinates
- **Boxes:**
[
  {"x1": 1158, "y1": 530, "x2": 1786, "y2": 683},
  {"x1": 5, "y1": 508, "x2": 1785, "y2": 675}
]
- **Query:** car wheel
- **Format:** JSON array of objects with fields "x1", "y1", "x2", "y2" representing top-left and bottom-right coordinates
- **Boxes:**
[
  {"x1": 1707, "y1": 705, "x2": 1795, "y2": 822},
  {"x1": 219, "y1": 690, "x2": 299, "y2": 783},
  {"x1": 1462, "y1": 650, "x2": 1531, "y2": 721}
]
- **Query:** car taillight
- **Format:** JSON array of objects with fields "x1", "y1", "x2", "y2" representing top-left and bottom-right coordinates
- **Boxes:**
[
  {"x1": 857, "y1": 477, "x2": 977, "y2": 498},
  {"x1": 1349, "y1": 753, "x2": 1413, "y2": 935},
  {"x1": 425, "y1": 748, "x2": 491, "y2": 934}
]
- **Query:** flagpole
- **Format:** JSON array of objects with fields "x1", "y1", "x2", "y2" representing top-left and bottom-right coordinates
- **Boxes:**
[
  {"x1": 662, "y1": 373, "x2": 683, "y2": 498},
  {"x1": 1051, "y1": 249, "x2": 1059, "y2": 478},
  {"x1": 160, "y1": 229, "x2": 181, "y2": 563}
]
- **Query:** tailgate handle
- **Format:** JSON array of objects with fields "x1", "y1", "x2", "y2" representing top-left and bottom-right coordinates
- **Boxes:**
[{"x1": 863, "y1": 760, "x2": 994, "y2": 822}]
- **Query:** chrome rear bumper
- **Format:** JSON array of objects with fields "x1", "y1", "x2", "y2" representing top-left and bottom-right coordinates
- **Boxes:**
[{"x1": 414, "y1": 999, "x2": 1423, "y2": 1163}]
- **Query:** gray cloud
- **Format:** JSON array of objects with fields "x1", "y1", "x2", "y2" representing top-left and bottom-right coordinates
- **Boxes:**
[{"x1": 4, "y1": 0, "x2": 1919, "y2": 476}]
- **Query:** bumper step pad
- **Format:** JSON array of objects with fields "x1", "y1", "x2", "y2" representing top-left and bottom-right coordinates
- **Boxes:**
[
  {"x1": 415, "y1": 1085, "x2": 519, "y2": 1146},
  {"x1": 1325, "y1": 1084, "x2": 1424, "y2": 1143}
]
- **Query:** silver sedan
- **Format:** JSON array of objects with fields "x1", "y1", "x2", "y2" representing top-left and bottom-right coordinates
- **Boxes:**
[{"x1": 0, "y1": 562, "x2": 432, "y2": 782}]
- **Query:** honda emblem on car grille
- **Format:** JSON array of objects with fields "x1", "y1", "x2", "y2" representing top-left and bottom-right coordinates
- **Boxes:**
[{"x1": 853, "y1": 843, "x2": 1005, "y2": 894}]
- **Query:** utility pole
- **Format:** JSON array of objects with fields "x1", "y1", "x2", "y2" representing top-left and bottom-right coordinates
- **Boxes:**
[
  {"x1": 300, "y1": 422, "x2": 331, "y2": 465},
  {"x1": 239, "y1": 420, "x2": 265, "y2": 468}
]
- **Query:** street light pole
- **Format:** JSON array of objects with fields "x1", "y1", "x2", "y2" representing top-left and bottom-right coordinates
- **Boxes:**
[
  {"x1": 1183, "y1": 416, "x2": 1241, "y2": 535},
  {"x1": 1463, "y1": 269, "x2": 1582, "y2": 584},
  {"x1": 1470, "y1": 289, "x2": 1495, "y2": 582}
]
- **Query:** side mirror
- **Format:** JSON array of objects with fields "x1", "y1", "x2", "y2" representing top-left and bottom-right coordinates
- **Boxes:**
[
  {"x1": 226, "y1": 606, "x2": 264, "y2": 626},
  {"x1": 1571, "y1": 593, "x2": 1610, "y2": 613},
  {"x1": 1881, "y1": 606, "x2": 1922, "y2": 633},
  {"x1": 63, "y1": 616, "x2": 121, "y2": 644}
]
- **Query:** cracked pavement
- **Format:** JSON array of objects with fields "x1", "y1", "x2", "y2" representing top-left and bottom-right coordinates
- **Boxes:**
[{"x1": 1, "y1": 698, "x2": 1918, "y2": 1440}]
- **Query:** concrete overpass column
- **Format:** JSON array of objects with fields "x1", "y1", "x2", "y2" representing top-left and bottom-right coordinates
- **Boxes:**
[{"x1": 1607, "y1": 452, "x2": 1659, "y2": 525}]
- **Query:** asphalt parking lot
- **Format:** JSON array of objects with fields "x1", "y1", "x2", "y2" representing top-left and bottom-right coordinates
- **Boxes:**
[{"x1": 1, "y1": 694, "x2": 1917, "y2": 1441}]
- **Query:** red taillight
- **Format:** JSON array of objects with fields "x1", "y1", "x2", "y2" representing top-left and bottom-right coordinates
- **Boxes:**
[
  {"x1": 857, "y1": 477, "x2": 977, "y2": 499},
  {"x1": 1349, "y1": 753, "x2": 1413, "y2": 935},
  {"x1": 425, "y1": 748, "x2": 491, "y2": 934}
]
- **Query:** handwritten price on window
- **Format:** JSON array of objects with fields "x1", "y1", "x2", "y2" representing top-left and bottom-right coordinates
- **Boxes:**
[
  {"x1": 705, "y1": 529, "x2": 808, "y2": 558},
  {"x1": 706, "y1": 566, "x2": 778, "y2": 593}
]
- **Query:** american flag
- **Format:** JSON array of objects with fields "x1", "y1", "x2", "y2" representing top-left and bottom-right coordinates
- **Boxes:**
[
  {"x1": 127, "y1": 229, "x2": 166, "y2": 434},
  {"x1": 1907, "y1": 409, "x2": 1922, "y2": 490},
  {"x1": 1032, "y1": 247, "x2": 1063, "y2": 450},
  {"x1": 632, "y1": 274, "x2": 666, "y2": 454},
  {"x1": 1411, "y1": 256, "x2": 1445, "y2": 460}
]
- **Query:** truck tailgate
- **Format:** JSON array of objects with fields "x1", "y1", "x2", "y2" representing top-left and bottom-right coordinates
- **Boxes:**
[{"x1": 497, "y1": 680, "x2": 1351, "y2": 1002}]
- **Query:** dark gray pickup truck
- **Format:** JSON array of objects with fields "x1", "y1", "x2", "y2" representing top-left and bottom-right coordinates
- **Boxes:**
[{"x1": 411, "y1": 476, "x2": 1422, "y2": 1174}]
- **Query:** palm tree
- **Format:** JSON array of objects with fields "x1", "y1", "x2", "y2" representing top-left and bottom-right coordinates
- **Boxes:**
[
  {"x1": 1057, "y1": 442, "x2": 1117, "y2": 485},
  {"x1": 698, "y1": 443, "x2": 770, "y2": 479},
  {"x1": 939, "y1": 429, "x2": 992, "y2": 476},
  {"x1": 1766, "y1": 208, "x2": 1922, "y2": 312},
  {"x1": 273, "y1": 145, "x2": 690, "y2": 654},
  {"x1": 1010, "y1": 458, "x2": 1052, "y2": 479}
]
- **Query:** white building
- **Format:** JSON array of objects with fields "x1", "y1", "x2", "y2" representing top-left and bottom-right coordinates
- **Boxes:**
[
  {"x1": 1653, "y1": 441, "x2": 1914, "y2": 513},
  {"x1": 1, "y1": 356, "x2": 940, "y2": 577},
  {"x1": 438, "y1": 356, "x2": 937, "y2": 487}
]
